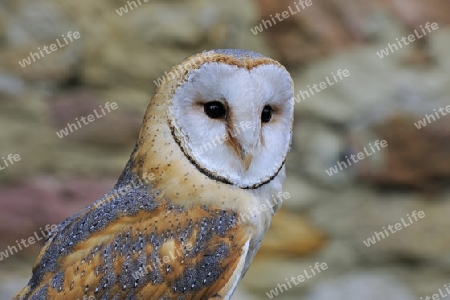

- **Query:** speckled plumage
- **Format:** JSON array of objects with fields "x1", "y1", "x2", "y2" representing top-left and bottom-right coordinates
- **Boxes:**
[{"x1": 14, "y1": 49, "x2": 294, "y2": 300}]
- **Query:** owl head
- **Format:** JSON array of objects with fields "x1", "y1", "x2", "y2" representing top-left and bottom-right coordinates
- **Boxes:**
[{"x1": 143, "y1": 49, "x2": 294, "y2": 190}]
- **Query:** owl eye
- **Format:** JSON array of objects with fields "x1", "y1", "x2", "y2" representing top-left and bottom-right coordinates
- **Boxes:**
[
  {"x1": 261, "y1": 105, "x2": 272, "y2": 123},
  {"x1": 204, "y1": 101, "x2": 226, "y2": 119}
]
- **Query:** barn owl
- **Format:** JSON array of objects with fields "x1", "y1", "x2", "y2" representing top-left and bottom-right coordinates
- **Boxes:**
[{"x1": 14, "y1": 49, "x2": 294, "y2": 300}]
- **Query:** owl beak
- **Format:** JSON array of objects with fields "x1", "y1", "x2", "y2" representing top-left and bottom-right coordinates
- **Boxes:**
[
  {"x1": 229, "y1": 139, "x2": 253, "y2": 171},
  {"x1": 242, "y1": 153, "x2": 253, "y2": 171},
  {"x1": 226, "y1": 118, "x2": 258, "y2": 171}
]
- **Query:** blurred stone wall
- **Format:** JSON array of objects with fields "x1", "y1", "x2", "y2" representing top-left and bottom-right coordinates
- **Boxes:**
[
  {"x1": 0, "y1": 0, "x2": 450, "y2": 299},
  {"x1": 255, "y1": 0, "x2": 450, "y2": 67}
]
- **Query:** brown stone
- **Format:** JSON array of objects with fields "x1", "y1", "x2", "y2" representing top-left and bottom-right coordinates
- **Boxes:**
[
  {"x1": 253, "y1": 0, "x2": 450, "y2": 67},
  {"x1": 256, "y1": 209, "x2": 327, "y2": 258},
  {"x1": 353, "y1": 113, "x2": 450, "y2": 192},
  {"x1": 0, "y1": 177, "x2": 115, "y2": 254},
  {"x1": 48, "y1": 90, "x2": 142, "y2": 147}
]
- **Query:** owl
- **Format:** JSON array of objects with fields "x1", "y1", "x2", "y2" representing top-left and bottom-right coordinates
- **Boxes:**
[{"x1": 14, "y1": 49, "x2": 294, "y2": 300}]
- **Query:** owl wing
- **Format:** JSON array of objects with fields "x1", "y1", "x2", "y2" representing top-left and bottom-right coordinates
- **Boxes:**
[{"x1": 14, "y1": 184, "x2": 249, "y2": 300}]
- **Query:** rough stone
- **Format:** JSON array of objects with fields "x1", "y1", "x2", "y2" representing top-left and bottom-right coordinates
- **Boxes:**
[
  {"x1": 307, "y1": 272, "x2": 416, "y2": 300},
  {"x1": 257, "y1": 209, "x2": 326, "y2": 257},
  {"x1": 0, "y1": 177, "x2": 115, "y2": 251}
]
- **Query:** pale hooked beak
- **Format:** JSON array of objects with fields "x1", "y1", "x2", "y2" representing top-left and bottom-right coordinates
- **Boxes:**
[
  {"x1": 242, "y1": 153, "x2": 253, "y2": 171},
  {"x1": 228, "y1": 140, "x2": 254, "y2": 171},
  {"x1": 226, "y1": 118, "x2": 259, "y2": 172}
]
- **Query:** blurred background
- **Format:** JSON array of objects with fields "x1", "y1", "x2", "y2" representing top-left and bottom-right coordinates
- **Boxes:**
[{"x1": 0, "y1": 0, "x2": 450, "y2": 299}]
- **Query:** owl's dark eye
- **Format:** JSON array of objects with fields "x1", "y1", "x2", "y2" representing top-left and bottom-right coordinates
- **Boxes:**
[
  {"x1": 204, "y1": 101, "x2": 226, "y2": 119},
  {"x1": 261, "y1": 105, "x2": 272, "y2": 123}
]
